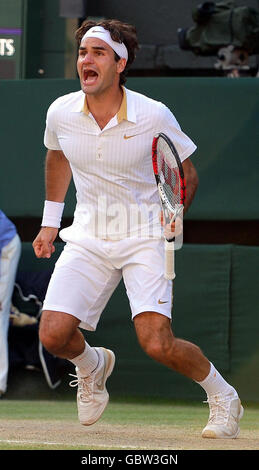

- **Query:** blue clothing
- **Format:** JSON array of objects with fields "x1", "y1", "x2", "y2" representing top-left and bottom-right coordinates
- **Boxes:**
[{"x1": 0, "y1": 211, "x2": 17, "y2": 253}]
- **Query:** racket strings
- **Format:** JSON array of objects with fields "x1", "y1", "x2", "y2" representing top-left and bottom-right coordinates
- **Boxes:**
[{"x1": 157, "y1": 140, "x2": 182, "y2": 207}]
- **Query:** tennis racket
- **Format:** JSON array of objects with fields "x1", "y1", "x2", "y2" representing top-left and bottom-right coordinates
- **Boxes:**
[{"x1": 152, "y1": 133, "x2": 186, "y2": 280}]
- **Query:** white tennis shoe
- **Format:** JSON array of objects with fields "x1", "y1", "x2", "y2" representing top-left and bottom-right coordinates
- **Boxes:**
[
  {"x1": 69, "y1": 347, "x2": 115, "y2": 426},
  {"x1": 202, "y1": 388, "x2": 244, "y2": 438}
]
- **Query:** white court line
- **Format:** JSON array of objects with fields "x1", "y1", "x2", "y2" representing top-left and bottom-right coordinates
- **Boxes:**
[{"x1": 0, "y1": 439, "x2": 153, "y2": 449}]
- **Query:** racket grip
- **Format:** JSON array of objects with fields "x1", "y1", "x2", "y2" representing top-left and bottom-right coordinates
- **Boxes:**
[{"x1": 164, "y1": 239, "x2": 175, "y2": 280}]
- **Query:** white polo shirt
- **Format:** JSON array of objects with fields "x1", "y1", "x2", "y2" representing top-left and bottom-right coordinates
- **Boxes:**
[{"x1": 44, "y1": 86, "x2": 197, "y2": 241}]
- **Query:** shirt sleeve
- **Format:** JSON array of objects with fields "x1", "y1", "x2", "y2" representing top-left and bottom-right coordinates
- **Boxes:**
[
  {"x1": 43, "y1": 104, "x2": 62, "y2": 151},
  {"x1": 157, "y1": 103, "x2": 197, "y2": 162}
]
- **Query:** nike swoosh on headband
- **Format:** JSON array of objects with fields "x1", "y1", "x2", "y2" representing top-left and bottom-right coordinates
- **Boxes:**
[{"x1": 81, "y1": 26, "x2": 128, "y2": 61}]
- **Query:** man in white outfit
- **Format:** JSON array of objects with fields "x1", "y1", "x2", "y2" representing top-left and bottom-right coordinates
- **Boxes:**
[{"x1": 33, "y1": 19, "x2": 243, "y2": 438}]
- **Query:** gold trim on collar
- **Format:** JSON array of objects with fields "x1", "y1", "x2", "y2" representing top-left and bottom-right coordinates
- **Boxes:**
[
  {"x1": 82, "y1": 97, "x2": 90, "y2": 115},
  {"x1": 117, "y1": 87, "x2": 127, "y2": 123},
  {"x1": 82, "y1": 87, "x2": 127, "y2": 122}
]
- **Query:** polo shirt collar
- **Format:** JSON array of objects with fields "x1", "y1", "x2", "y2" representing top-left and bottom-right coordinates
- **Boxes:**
[{"x1": 74, "y1": 86, "x2": 136, "y2": 124}]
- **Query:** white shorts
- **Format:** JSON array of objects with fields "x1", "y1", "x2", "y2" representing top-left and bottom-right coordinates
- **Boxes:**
[{"x1": 43, "y1": 238, "x2": 173, "y2": 331}]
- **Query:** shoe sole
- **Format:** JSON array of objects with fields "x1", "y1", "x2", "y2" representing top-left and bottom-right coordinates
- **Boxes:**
[
  {"x1": 202, "y1": 402, "x2": 244, "y2": 439},
  {"x1": 80, "y1": 347, "x2": 115, "y2": 426}
]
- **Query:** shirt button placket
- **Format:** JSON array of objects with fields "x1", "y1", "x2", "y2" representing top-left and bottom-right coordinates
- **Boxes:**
[{"x1": 97, "y1": 134, "x2": 102, "y2": 160}]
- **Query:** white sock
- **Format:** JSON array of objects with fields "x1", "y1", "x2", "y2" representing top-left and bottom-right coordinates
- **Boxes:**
[
  {"x1": 196, "y1": 362, "x2": 237, "y2": 398},
  {"x1": 69, "y1": 342, "x2": 99, "y2": 377}
]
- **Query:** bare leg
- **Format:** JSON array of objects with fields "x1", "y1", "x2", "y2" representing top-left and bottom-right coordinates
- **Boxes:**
[
  {"x1": 134, "y1": 311, "x2": 210, "y2": 382},
  {"x1": 39, "y1": 310, "x2": 85, "y2": 359}
]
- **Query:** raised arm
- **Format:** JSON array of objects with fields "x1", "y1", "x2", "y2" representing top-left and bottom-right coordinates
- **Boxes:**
[{"x1": 33, "y1": 150, "x2": 72, "y2": 258}]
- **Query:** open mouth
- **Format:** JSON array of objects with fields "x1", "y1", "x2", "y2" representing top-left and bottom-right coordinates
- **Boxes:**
[{"x1": 83, "y1": 69, "x2": 99, "y2": 86}]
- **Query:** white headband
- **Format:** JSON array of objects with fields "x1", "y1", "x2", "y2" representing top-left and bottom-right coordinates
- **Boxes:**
[{"x1": 81, "y1": 26, "x2": 128, "y2": 62}]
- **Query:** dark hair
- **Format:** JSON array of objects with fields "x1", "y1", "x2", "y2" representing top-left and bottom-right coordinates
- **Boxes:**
[{"x1": 75, "y1": 19, "x2": 139, "y2": 85}]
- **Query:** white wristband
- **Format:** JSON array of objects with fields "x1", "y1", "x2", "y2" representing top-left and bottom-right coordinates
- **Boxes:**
[{"x1": 41, "y1": 200, "x2": 65, "y2": 228}]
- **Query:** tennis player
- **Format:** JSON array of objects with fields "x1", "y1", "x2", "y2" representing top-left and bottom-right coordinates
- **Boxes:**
[{"x1": 33, "y1": 19, "x2": 243, "y2": 438}]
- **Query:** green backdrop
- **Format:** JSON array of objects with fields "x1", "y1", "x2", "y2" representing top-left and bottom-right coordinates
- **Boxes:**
[
  {"x1": 15, "y1": 242, "x2": 259, "y2": 402},
  {"x1": 2, "y1": 77, "x2": 259, "y2": 400},
  {"x1": 1, "y1": 77, "x2": 258, "y2": 220}
]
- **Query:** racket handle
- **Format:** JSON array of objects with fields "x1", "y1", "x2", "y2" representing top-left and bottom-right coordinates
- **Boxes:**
[{"x1": 164, "y1": 239, "x2": 175, "y2": 280}]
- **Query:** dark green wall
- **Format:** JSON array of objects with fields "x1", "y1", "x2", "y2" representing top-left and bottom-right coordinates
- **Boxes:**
[
  {"x1": 1, "y1": 77, "x2": 258, "y2": 220},
  {"x1": 2, "y1": 76, "x2": 258, "y2": 400},
  {"x1": 15, "y1": 242, "x2": 259, "y2": 401},
  {"x1": 39, "y1": 0, "x2": 66, "y2": 78}
]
